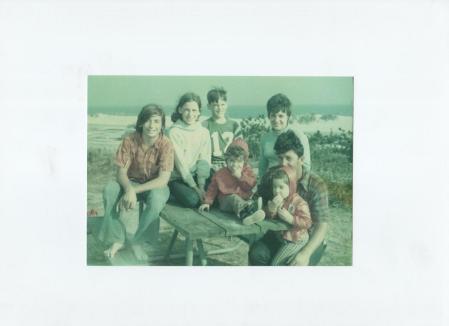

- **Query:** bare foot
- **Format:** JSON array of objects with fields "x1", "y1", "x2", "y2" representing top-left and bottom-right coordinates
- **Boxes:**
[
  {"x1": 104, "y1": 242, "x2": 124, "y2": 259},
  {"x1": 131, "y1": 244, "x2": 149, "y2": 261}
]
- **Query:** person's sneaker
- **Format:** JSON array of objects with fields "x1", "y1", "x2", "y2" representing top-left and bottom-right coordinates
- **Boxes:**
[
  {"x1": 242, "y1": 209, "x2": 266, "y2": 225},
  {"x1": 238, "y1": 200, "x2": 257, "y2": 219}
]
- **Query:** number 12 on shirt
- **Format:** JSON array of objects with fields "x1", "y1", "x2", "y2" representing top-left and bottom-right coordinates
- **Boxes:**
[{"x1": 211, "y1": 131, "x2": 234, "y2": 157}]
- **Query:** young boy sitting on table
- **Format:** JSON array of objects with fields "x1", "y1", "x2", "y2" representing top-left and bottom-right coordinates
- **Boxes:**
[{"x1": 198, "y1": 139, "x2": 265, "y2": 225}]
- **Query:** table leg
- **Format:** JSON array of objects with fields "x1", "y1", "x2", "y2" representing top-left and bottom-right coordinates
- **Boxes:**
[
  {"x1": 164, "y1": 230, "x2": 179, "y2": 261},
  {"x1": 185, "y1": 238, "x2": 194, "y2": 266},
  {"x1": 196, "y1": 239, "x2": 207, "y2": 266}
]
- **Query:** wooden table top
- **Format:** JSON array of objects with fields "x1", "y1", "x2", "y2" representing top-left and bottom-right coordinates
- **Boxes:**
[{"x1": 160, "y1": 203, "x2": 290, "y2": 240}]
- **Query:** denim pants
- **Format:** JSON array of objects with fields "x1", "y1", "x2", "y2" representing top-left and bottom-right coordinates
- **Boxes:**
[
  {"x1": 98, "y1": 180, "x2": 170, "y2": 245},
  {"x1": 217, "y1": 194, "x2": 248, "y2": 217},
  {"x1": 168, "y1": 180, "x2": 201, "y2": 208}
]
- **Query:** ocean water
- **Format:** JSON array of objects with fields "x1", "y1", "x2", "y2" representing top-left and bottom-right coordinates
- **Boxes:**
[{"x1": 89, "y1": 104, "x2": 352, "y2": 119}]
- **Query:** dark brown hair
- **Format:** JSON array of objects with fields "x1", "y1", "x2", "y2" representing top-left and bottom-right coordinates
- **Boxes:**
[
  {"x1": 274, "y1": 130, "x2": 304, "y2": 158},
  {"x1": 207, "y1": 87, "x2": 227, "y2": 104},
  {"x1": 266, "y1": 93, "x2": 292, "y2": 117},
  {"x1": 135, "y1": 104, "x2": 165, "y2": 134},
  {"x1": 171, "y1": 92, "x2": 202, "y2": 122},
  {"x1": 224, "y1": 145, "x2": 245, "y2": 161}
]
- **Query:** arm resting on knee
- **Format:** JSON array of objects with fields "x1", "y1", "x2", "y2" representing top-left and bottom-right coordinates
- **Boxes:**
[{"x1": 133, "y1": 171, "x2": 171, "y2": 193}]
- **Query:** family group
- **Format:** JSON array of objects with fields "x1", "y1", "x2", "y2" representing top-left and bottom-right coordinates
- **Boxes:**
[{"x1": 97, "y1": 88, "x2": 329, "y2": 266}]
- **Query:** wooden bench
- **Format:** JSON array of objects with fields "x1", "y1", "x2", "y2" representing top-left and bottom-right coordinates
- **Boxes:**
[
  {"x1": 87, "y1": 203, "x2": 290, "y2": 266},
  {"x1": 160, "y1": 203, "x2": 290, "y2": 266}
]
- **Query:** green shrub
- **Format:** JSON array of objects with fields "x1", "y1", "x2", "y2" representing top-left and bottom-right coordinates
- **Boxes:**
[
  {"x1": 309, "y1": 129, "x2": 353, "y2": 207},
  {"x1": 309, "y1": 129, "x2": 353, "y2": 163},
  {"x1": 240, "y1": 115, "x2": 270, "y2": 159}
]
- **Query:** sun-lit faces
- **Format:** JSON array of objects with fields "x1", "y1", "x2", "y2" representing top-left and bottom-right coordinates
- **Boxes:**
[
  {"x1": 269, "y1": 111, "x2": 289, "y2": 132},
  {"x1": 278, "y1": 150, "x2": 304, "y2": 180},
  {"x1": 272, "y1": 178, "x2": 290, "y2": 200},
  {"x1": 179, "y1": 101, "x2": 200, "y2": 125},
  {"x1": 208, "y1": 98, "x2": 228, "y2": 120},
  {"x1": 142, "y1": 115, "x2": 162, "y2": 139}
]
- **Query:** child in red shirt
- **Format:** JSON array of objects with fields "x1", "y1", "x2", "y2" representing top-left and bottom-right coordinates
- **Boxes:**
[{"x1": 198, "y1": 139, "x2": 265, "y2": 225}]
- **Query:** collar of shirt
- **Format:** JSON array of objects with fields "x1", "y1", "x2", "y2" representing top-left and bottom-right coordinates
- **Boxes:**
[
  {"x1": 135, "y1": 132, "x2": 163, "y2": 152},
  {"x1": 298, "y1": 168, "x2": 311, "y2": 192}
]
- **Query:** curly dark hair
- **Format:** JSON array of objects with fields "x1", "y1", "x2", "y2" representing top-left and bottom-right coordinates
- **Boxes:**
[
  {"x1": 224, "y1": 145, "x2": 245, "y2": 161},
  {"x1": 135, "y1": 104, "x2": 165, "y2": 134},
  {"x1": 171, "y1": 92, "x2": 202, "y2": 123},
  {"x1": 274, "y1": 130, "x2": 304, "y2": 158},
  {"x1": 207, "y1": 87, "x2": 227, "y2": 104},
  {"x1": 266, "y1": 93, "x2": 292, "y2": 117}
]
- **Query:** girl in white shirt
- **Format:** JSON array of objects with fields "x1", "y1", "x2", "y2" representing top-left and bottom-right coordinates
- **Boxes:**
[{"x1": 167, "y1": 92, "x2": 211, "y2": 207}]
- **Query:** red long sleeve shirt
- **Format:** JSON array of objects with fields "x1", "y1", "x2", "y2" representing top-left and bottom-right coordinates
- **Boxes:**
[
  {"x1": 265, "y1": 193, "x2": 312, "y2": 242},
  {"x1": 203, "y1": 165, "x2": 257, "y2": 205}
]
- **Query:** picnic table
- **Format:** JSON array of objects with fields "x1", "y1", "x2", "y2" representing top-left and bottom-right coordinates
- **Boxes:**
[
  {"x1": 87, "y1": 203, "x2": 291, "y2": 266},
  {"x1": 160, "y1": 203, "x2": 290, "y2": 266}
]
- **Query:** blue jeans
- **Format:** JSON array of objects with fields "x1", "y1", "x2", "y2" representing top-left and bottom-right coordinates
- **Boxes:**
[
  {"x1": 168, "y1": 180, "x2": 201, "y2": 208},
  {"x1": 98, "y1": 180, "x2": 170, "y2": 245}
]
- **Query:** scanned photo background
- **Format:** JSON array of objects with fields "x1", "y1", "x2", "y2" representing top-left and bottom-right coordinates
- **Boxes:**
[{"x1": 0, "y1": 1, "x2": 448, "y2": 326}]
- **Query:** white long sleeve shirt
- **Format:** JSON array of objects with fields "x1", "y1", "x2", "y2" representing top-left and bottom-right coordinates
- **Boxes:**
[{"x1": 167, "y1": 120, "x2": 211, "y2": 187}]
